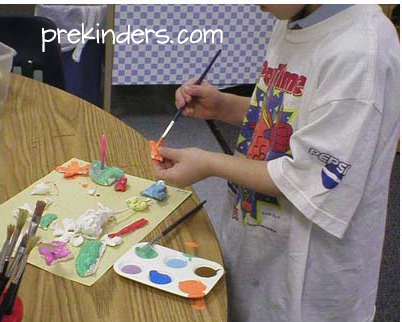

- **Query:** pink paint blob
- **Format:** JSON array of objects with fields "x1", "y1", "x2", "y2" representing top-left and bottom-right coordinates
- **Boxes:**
[
  {"x1": 37, "y1": 241, "x2": 72, "y2": 266},
  {"x1": 100, "y1": 134, "x2": 106, "y2": 169}
]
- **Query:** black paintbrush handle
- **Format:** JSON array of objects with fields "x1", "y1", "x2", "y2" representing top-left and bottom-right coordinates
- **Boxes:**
[
  {"x1": 1, "y1": 262, "x2": 8, "y2": 280},
  {"x1": 173, "y1": 49, "x2": 222, "y2": 122},
  {"x1": 4, "y1": 279, "x2": 21, "y2": 315},
  {"x1": 194, "y1": 49, "x2": 221, "y2": 85},
  {"x1": 161, "y1": 200, "x2": 206, "y2": 237},
  {"x1": 0, "y1": 283, "x2": 16, "y2": 319},
  {"x1": 0, "y1": 272, "x2": 8, "y2": 296}
]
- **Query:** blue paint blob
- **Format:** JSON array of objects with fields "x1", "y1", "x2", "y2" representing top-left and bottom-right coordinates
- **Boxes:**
[
  {"x1": 165, "y1": 258, "x2": 187, "y2": 269},
  {"x1": 149, "y1": 270, "x2": 172, "y2": 285}
]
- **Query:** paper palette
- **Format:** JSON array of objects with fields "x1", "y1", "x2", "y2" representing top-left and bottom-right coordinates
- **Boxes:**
[{"x1": 114, "y1": 242, "x2": 224, "y2": 298}]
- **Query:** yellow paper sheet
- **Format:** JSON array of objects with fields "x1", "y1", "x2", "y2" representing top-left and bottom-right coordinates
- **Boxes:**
[{"x1": 0, "y1": 158, "x2": 192, "y2": 286}]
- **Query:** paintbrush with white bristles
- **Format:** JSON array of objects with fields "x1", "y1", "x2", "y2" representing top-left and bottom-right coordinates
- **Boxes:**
[{"x1": 0, "y1": 236, "x2": 39, "y2": 318}]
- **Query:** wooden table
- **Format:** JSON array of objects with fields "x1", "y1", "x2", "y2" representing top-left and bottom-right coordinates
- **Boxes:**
[{"x1": 0, "y1": 74, "x2": 227, "y2": 322}]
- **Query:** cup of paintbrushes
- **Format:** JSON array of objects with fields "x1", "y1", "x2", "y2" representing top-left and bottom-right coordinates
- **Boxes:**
[{"x1": 0, "y1": 236, "x2": 38, "y2": 322}]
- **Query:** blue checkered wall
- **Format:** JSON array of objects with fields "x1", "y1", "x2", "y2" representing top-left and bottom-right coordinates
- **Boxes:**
[{"x1": 113, "y1": 5, "x2": 276, "y2": 85}]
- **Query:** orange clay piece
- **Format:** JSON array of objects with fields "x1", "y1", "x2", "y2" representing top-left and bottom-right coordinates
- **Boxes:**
[
  {"x1": 179, "y1": 280, "x2": 206, "y2": 298},
  {"x1": 82, "y1": 183, "x2": 89, "y2": 189},
  {"x1": 191, "y1": 299, "x2": 205, "y2": 310},
  {"x1": 149, "y1": 139, "x2": 163, "y2": 162},
  {"x1": 56, "y1": 161, "x2": 90, "y2": 178},
  {"x1": 185, "y1": 241, "x2": 200, "y2": 248}
]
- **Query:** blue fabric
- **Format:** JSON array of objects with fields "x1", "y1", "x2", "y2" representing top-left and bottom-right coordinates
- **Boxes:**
[
  {"x1": 62, "y1": 40, "x2": 104, "y2": 106},
  {"x1": 288, "y1": 4, "x2": 354, "y2": 29}
]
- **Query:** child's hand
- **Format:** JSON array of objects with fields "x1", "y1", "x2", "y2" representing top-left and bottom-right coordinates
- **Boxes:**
[
  {"x1": 152, "y1": 146, "x2": 212, "y2": 187},
  {"x1": 175, "y1": 78, "x2": 224, "y2": 120}
]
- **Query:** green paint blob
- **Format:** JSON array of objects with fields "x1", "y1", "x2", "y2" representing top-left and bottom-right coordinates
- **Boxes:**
[
  {"x1": 39, "y1": 213, "x2": 58, "y2": 230},
  {"x1": 89, "y1": 160, "x2": 124, "y2": 186},
  {"x1": 76, "y1": 240, "x2": 103, "y2": 277},
  {"x1": 135, "y1": 246, "x2": 158, "y2": 259},
  {"x1": 182, "y1": 253, "x2": 195, "y2": 261}
]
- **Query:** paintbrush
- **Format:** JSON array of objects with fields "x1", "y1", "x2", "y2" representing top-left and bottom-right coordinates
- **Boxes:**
[
  {"x1": 100, "y1": 134, "x2": 106, "y2": 170},
  {"x1": 0, "y1": 234, "x2": 28, "y2": 296},
  {"x1": 156, "y1": 49, "x2": 222, "y2": 146},
  {"x1": 26, "y1": 200, "x2": 46, "y2": 237},
  {"x1": 142, "y1": 200, "x2": 207, "y2": 253},
  {"x1": 0, "y1": 225, "x2": 15, "y2": 296},
  {"x1": 2, "y1": 210, "x2": 29, "y2": 277},
  {"x1": 0, "y1": 236, "x2": 39, "y2": 317},
  {"x1": 0, "y1": 225, "x2": 14, "y2": 276}
]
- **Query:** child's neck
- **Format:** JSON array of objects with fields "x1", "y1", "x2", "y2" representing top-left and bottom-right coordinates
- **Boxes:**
[{"x1": 291, "y1": 4, "x2": 322, "y2": 22}]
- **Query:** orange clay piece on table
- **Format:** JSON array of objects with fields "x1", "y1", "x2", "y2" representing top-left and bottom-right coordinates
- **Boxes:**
[
  {"x1": 82, "y1": 183, "x2": 89, "y2": 189},
  {"x1": 149, "y1": 138, "x2": 164, "y2": 162},
  {"x1": 56, "y1": 161, "x2": 90, "y2": 178},
  {"x1": 178, "y1": 280, "x2": 206, "y2": 298},
  {"x1": 185, "y1": 241, "x2": 199, "y2": 248},
  {"x1": 191, "y1": 299, "x2": 206, "y2": 310}
]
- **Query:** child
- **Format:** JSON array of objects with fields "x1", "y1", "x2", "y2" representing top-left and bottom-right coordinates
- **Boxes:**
[{"x1": 153, "y1": 5, "x2": 399, "y2": 322}]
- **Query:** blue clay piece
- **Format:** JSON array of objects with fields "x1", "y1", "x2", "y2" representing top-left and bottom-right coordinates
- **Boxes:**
[
  {"x1": 140, "y1": 180, "x2": 166, "y2": 201},
  {"x1": 149, "y1": 270, "x2": 172, "y2": 284},
  {"x1": 166, "y1": 258, "x2": 187, "y2": 269}
]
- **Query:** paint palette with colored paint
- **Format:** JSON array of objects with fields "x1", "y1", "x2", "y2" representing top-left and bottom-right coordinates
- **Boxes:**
[{"x1": 113, "y1": 242, "x2": 224, "y2": 298}]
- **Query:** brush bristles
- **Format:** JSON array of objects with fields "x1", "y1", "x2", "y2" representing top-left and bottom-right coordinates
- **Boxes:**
[
  {"x1": 25, "y1": 236, "x2": 40, "y2": 255},
  {"x1": 16, "y1": 209, "x2": 29, "y2": 230},
  {"x1": 6, "y1": 225, "x2": 15, "y2": 240}
]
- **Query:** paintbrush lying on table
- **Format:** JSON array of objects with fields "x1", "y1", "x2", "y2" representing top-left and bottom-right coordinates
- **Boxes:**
[
  {"x1": 150, "y1": 49, "x2": 222, "y2": 161},
  {"x1": 140, "y1": 200, "x2": 207, "y2": 255},
  {"x1": 0, "y1": 236, "x2": 39, "y2": 319}
]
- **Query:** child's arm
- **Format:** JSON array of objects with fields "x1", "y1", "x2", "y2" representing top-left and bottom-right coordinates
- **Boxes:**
[
  {"x1": 175, "y1": 79, "x2": 250, "y2": 126},
  {"x1": 153, "y1": 147, "x2": 282, "y2": 197}
]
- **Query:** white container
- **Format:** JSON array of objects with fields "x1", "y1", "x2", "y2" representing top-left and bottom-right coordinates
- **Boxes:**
[
  {"x1": 114, "y1": 242, "x2": 225, "y2": 298},
  {"x1": 0, "y1": 42, "x2": 16, "y2": 105}
]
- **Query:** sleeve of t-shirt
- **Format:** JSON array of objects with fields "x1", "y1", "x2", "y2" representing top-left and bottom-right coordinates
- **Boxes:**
[{"x1": 267, "y1": 98, "x2": 381, "y2": 239}]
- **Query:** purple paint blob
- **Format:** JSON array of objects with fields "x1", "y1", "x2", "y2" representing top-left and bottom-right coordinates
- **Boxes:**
[
  {"x1": 149, "y1": 270, "x2": 172, "y2": 284},
  {"x1": 121, "y1": 264, "x2": 142, "y2": 275}
]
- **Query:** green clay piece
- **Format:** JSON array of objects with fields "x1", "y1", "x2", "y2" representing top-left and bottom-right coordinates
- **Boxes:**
[
  {"x1": 135, "y1": 246, "x2": 158, "y2": 259},
  {"x1": 89, "y1": 160, "x2": 124, "y2": 186},
  {"x1": 76, "y1": 240, "x2": 103, "y2": 277},
  {"x1": 39, "y1": 213, "x2": 58, "y2": 230},
  {"x1": 182, "y1": 253, "x2": 195, "y2": 261}
]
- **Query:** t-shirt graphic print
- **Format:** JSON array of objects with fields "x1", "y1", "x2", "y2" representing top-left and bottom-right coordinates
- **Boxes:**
[{"x1": 232, "y1": 60, "x2": 304, "y2": 228}]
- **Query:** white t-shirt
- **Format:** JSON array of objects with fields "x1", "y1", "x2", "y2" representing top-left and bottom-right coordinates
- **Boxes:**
[{"x1": 219, "y1": 5, "x2": 399, "y2": 322}]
